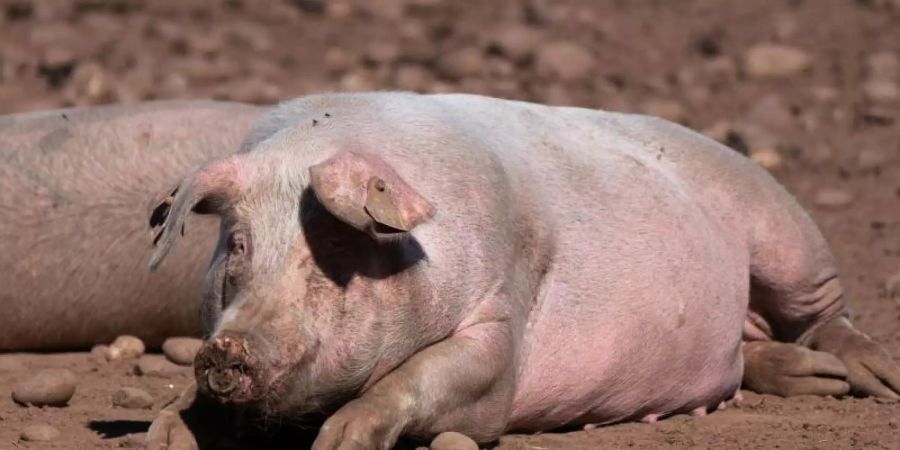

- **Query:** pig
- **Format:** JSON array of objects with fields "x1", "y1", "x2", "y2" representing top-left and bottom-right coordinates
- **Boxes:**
[
  {"x1": 139, "y1": 91, "x2": 897, "y2": 449},
  {"x1": 0, "y1": 100, "x2": 263, "y2": 350}
]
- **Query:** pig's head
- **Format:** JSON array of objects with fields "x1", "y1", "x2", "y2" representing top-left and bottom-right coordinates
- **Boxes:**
[{"x1": 148, "y1": 148, "x2": 435, "y2": 416}]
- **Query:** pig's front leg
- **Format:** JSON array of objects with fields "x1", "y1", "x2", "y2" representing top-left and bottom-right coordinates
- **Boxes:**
[
  {"x1": 146, "y1": 381, "x2": 232, "y2": 450},
  {"x1": 312, "y1": 321, "x2": 516, "y2": 450}
]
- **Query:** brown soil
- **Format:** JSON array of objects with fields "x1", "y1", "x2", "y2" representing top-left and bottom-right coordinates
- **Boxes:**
[{"x1": 1, "y1": 0, "x2": 899, "y2": 448}]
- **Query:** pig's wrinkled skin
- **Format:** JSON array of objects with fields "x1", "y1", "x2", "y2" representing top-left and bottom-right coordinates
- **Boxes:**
[
  {"x1": 149, "y1": 92, "x2": 900, "y2": 448},
  {"x1": 0, "y1": 101, "x2": 263, "y2": 350}
]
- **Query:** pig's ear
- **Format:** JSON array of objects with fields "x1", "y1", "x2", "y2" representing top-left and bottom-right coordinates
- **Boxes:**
[
  {"x1": 148, "y1": 159, "x2": 242, "y2": 271},
  {"x1": 308, "y1": 151, "x2": 435, "y2": 239}
]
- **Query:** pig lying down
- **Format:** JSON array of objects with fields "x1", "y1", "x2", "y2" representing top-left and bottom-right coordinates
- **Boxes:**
[
  {"x1": 0, "y1": 101, "x2": 262, "y2": 350},
  {"x1": 144, "y1": 92, "x2": 900, "y2": 449}
]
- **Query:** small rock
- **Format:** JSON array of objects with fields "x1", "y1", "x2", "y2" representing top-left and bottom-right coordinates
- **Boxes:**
[
  {"x1": 809, "y1": 85, "x2": 840, "y2": 103},
  {"x1": 430, "y1": 431, "x2": 479, "y2": 450},
  {"x1": 162, "y1": 337, "x2": 203, "y2": 366},
  {"x1": 640, "y1": 99, "x2": 687, "y2": 124},
  {"x1": 20, "y1": 424, "x2": 60, "y2": 442},
  {"x1": 488, "y1": 25, "x2": 542, "y2": 63},
  {"x1": 866, "y1": 51, "x2": 899, "y2": 80},
  {"x1": 363, "y1": 41, "x2": 400, "y2": 66},
  {"x1": 814, "y1": 188, "x2": 854, "y2": 208},
  {"x1": 886, "y1": 271, "x2": 900, "y2": 298},
  {"x1": 862, "y1": 79, "x2": 899, "y2": 103},
  {"x1": 437, "y1": 47, "x2": 485, "y2": 80},
  {"x1": 857, "y1": 149, "x2": 887, "y2": 171},
  {"x1": 112, "y1": 387, "x2": 154, "y2": 409},
  {"x1": 324, "y1": 47, "x2": 357, "y2": 74},
  {"x1": 106, "y1": 335, "x2": 145, "y2": 361},
  {"x1": 534, "y1": 41, "x2": 596, "y2": 81},
  {"x1": 743, "y1": 44, "x2": 811, "y2": 78},
  {"x1": 746, "y1": 94, "x2": 794, "y2": 129},
  {"x1": 135, "y1": 355, "x2": 187, "y2": 378},
  {"x1": 749, "y1": 148, "x2": 783, "y2": 170},
  {"x1": 394, "y1": 64, "x2": 432, "y2": 91},
  {"x1": 12, "y1": 368, "x2": 77, "y2": 407},
  {"x1": 119, "y1": 432, "x2": 148, "y2": 448}
]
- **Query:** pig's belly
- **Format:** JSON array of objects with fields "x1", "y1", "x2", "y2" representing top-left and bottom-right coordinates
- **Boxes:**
[
  {"x1": 507, "y1": 222, "x2": 748, "y2": 431},
  {"x1": 508, "y1": 284, "x2": 745, "y2": 431}
]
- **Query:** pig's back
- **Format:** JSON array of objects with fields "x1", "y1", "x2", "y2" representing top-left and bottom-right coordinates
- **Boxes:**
[
  {"x1": 0, "y1": 101, "x2": 263, "y2": 350},
  {"x1": 431, "y1": 95, "x2": 753, "y2": 430}
]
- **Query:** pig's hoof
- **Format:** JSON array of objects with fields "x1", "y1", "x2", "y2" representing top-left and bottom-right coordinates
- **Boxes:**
[
  {"x1": 146, "y1": 409, "x2": 199, "y2": 450},
  {"x1": 742, "y1": 340, "x2": 850, "y2": 397},
  {"x1": 430, "y1": 431, "x2": 479, "y2": 450},
  {"x1": 311, "y1": 399, "x2": 399, "y2": 450}
]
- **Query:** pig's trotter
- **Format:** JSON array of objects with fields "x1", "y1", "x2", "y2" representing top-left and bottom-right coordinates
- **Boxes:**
[
  {"x1": 806, "y1": 317, "x2": 900, "y2": 400},
  {"x1": 146, "y1": 382, "x2": 229, "y2": 450},
  {"x1": 312, "y1": 322, "x2": 513, "y2": 450},
  {"x1": 742, "y1": 340, "x2": 850, "y2": 397}
]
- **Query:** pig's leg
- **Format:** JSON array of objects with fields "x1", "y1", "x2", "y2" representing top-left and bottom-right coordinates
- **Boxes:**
[
  {"x1": 312, "y1": 319, "x2": 515, "y2": 450},
  {"x1": 743, "y1": 192, "x2": 900, "y2": 399},
  {"x1": 146, "y1": 382, "x2": 233, "y2": 450}
]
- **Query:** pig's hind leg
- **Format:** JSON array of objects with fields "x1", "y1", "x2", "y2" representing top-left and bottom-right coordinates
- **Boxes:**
[{"x1": 741, "y1": 188, "x2": 900, "y2": 399}]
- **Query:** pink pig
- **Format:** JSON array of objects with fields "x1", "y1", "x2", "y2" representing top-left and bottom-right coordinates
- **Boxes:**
[{"x1": 146, "y1": 92, "x2": 900, "y2": 449}]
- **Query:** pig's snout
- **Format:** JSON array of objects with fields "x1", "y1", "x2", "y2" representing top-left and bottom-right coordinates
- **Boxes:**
[{"x1": 195, "y1": 333, "x2": 263, "y2": 404}]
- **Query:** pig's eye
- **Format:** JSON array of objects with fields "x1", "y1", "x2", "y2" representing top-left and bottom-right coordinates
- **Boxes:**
[{"x1": 227, "y1": 231, "x2": 249, "y2": 257}]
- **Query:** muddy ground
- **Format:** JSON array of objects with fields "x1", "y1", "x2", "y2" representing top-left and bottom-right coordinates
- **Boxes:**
[{"x1": 1, "y1": 0, "x2": 899, "y2": 448}]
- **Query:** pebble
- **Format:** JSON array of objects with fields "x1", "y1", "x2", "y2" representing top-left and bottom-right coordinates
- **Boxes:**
[
  {"x1": 534, "y1": 41, "x2": 596, "y2": 81},
  {"x1": 862, "y1": 79, "x2": 899, "y2": 103},
  {"x1": 106, "y1": 335, "x2": 146, "y2": 361},
  {"x1": 394, "y1": 64, "x2": 432, "y2": 91},
  {"x1": 886, "y1": 271, "x2": 900, "y2": 298},
  {"x1": 112, "y1": 387, "x2": 154, "y2": 409},
  {"x1": 162, "y1": 337, "x2": 203, "y2": 366},
  {"x1": 12, "y1": 368, "x2": 77, "y2": 407},
  {"x1": 743, "y1": 44, "x2": 811, "y2": 78},
  {"x1": 437, "y1": 47, "x2": 485, "y2": 80},
  {"x1": 20, "y1": 424, "x2": 60, "y2": 442},
  {"x1": 430, "y1": 431, "x2": 479, "y2": 450},
  {"x1": 857, "y1": 149, "x2": 887, "y2": 171},
  {"x1": 813, "y1": 188, "x2": 854, "y2": 208},
  {"x1": 866, "y1": 51, "x2": 899, "y2": 80},
  {"x1": 749, "y1": 148, "x2": 783, "y2": 171},
  {"x1": 119, "y1": 432, "x2": 148, "y2": 448},
  {"x1": 90, "y1": 344, "x2": 109, "y2": 363},
  {"x1": 746, "y1": 94, "x2": 794, "y2": 129},
  {"x1": 488, "y1": 24, "x2": 542, "y2": 63},
  {"x1": 135, "y1": 355, "x2": 188, "y2": 378}
]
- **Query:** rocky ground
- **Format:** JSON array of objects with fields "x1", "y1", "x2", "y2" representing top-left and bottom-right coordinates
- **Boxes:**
[{"x1": 1, "y1": 0, "x2": 899, "y2": 448}]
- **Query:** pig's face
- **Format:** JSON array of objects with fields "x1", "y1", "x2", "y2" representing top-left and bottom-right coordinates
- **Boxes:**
[{"x1": 148, "y1": 149, "x2": 435, "y2": 416}]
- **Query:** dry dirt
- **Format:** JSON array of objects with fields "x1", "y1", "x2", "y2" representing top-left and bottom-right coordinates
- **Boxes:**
[{"x1": 1, "y1": 0, "x2": 900, "y2": 448}]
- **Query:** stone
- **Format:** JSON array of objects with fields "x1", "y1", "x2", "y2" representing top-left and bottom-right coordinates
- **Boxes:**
[
  {"x1": 743, "y1": 44, "x2": 811, "y2": 78},
  {"x1": 20, "y1": 424, "x2": 60, "y2": 442},
  {"x1": 749, "y1": 148, "x2": 783, "y2": 171},
  {"x1": 162, "y1": 337, "x2": 203, "y2": 366},
  {"x1": 106, "y1": 335, "x2": 146, "y2": 361},
  {"x1": 488, "y1": 25, "x2": 542, "y2": 63},
  {"x1": 437, "y1": 47, "x2": 486, "y2": 80},
  {"x1": 862, "y1": 79, "x2": 899, "y2": 103},
  {"x1": 814, "y1": 188, "x2": 854, "y2": 208},
  {"x1": 12, "y1": 369, "x2": 77, "y2": 407},
  {"x1": 534, "y1": 41, "x2": 596, "y2": 81},
  {"x1": 866, "y1": 51, "x2": 899, "y2": 80},
  {"x1": 112, "y1": 387, "x2": 154, "y2": 409},
  {"x1": 135, "y1": 355, "x2": 188, "y2": 378}
]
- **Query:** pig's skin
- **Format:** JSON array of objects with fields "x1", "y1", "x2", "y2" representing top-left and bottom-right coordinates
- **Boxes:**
[
  {"x1": 142, "y1": 92, "x2": 898, "y2": 449},
  {"x1": 0, "y1": 101, "x2": 263, "y2": 350}
]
